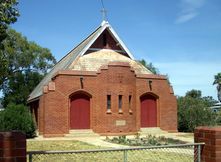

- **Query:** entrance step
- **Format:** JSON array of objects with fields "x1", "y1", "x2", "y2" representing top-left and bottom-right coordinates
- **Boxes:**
[
  {"x1": 139, "y1": 127, "x2": 168, "y2": 135},
  {"x1": 65, "y1": 129, "x2": 100, "y2": 137}
]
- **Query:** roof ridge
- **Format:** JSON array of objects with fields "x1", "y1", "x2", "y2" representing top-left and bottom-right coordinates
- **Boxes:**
[
  {"x1": 55, "y1": 25, "x2": 102, "y2": 67},
  {"x1": 28, "y1": 24, "x2": 104, "y2": 101},
  {"x1": 28, "y1": 21, "x2": 135, "y2": 101}
]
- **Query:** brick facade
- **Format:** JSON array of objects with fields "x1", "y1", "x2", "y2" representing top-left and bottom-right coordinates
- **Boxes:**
[
  {"x1": 0, "y1": 131, "x2": 26, "y2": 162},
  {"x1": 195, "y1": 127, "x2": 221, "y2": 162},
  {"x1": 29, "y1": 21, "x2": 177, "y2": 137},
  {"x1": 30, "y1": 62, "x2": 177, "y2": 137}
]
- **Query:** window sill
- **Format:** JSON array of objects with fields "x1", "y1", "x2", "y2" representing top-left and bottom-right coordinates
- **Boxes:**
[
  {"x1": 106, "y1": 109, "x2": 112, "y2": 114},
  {"x1": 118, "y1": 109, "x2": 123, "y2": 114},
  {"x1": 129, "y1": 109, "x2": 133, "y2": 114}
]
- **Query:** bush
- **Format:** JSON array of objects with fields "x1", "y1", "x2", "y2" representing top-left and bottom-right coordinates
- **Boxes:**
[
  {"x1": 178, "y1": 90, "x2": 217, "y2": 132},
  {"x1": 0, "y1": 111, "x2": 4, "y2": 126},
  {"x1": 105, "y1": 135, "x2": 185, "y2": 146},
  {"x1": 0, "y1": 103, "x2": 36, "y2": 138}
]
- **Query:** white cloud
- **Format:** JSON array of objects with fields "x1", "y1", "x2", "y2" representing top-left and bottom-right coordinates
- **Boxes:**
[
  {"x1": 175, "y1": 0, "x2": 205, "y2": 24},
  {"x1": 176, "y1": 12, "x2": 198, "y2": 24}
]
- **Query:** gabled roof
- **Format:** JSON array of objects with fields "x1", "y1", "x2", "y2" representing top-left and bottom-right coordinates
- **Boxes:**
[{"x1": 28, "y1": 21, "x2": 141, "y2": 101}]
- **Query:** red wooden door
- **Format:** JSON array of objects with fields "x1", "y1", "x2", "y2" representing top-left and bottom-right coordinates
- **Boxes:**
[
  {"x1": 70, "y1": 94, "x2": 90, "y2": 129},
  {"x1": 140, "y1": 95, "x2": 157, "y2": 127}
]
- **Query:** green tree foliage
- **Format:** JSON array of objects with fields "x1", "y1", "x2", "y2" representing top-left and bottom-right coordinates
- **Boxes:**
[
  {"x1": 0, "y1": 97, "x2": 2, "y2": 106},
  {"x1": 139, "y1": 59, "x2": 171, "y2": 84},
  {"x1": 215, "y1": 110, "x2": 221, "y2": 125},
  {"x1": 0, "y1": 0, "x2": 19, "y2": 44},
  {"x1": 0, "y1": 0, "x2": 19, "y2": 88},
  {"x1": 3, "y1": 71, "x2": 43, "y2": 106},
  {"x1": 178, "y1": 89, "x2": 217, "y2": 132},
  {"x1": 0, "y1": 103, "x2": 36, "y2": 138},
  {"x1": 185, "y1": 89, "x2": 202, "y2": 98},
  {"x1": 213, "y1": 72, "x2": 221, "y2": 102},
  {"x1": 0, "y1": 29, "x2": 56, "y2": 106},
  {"x1": 139, "y1": 59, "x2": 159, "y2": 74}
]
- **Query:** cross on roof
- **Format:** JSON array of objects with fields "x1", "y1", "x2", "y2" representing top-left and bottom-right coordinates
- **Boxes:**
[{"x1": 101, "y1": 8, "x2": 107, "y2": 21}]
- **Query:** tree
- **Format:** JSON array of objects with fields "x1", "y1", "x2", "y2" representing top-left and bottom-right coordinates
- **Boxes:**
[
  {"x1": 0, "y1": 29, "x2": 56, "y2": 106},
  {"x1": 139, "y1": 59, "x2": 159, "y2": 74},
  {"x1": 0, "y1": 0, "x2": 19, "y2": 89},
  {"x1": 178, "y1": 90, "x2": 216, "y2": 132},
  {"x1": 186, "y1": 89, "x2": 202, "y2": 99},
  {"x1": 0, "y1": 0, "x2": 19, "y2": 45},
  {"x1": 3, "y1": 71, "x2": 44, "y2": 106},
  {"x1": 213, "y1": 72, "x2": 221, "y2": 102},
  {"x1": 0, "y1": 98, "x2": 3, "y2": 109},
  {"x1": 0, "y1": 103, "x2": 36, "y2": 138},
  {"x1": 139, "y1": 59, "x2": 172, "y2": 84}
]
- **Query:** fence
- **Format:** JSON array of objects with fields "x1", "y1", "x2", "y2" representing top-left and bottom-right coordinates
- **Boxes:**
[{"x1": 27, "y1": 143, "x2": 204, "y2": 162}]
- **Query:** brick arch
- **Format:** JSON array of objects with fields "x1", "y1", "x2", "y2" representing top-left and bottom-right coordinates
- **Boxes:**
[
  {"x1": 69, "y1": 90, "x2": 92, "y2": 129},
  {"x1": 69, "y1": 90, "x2": 92, "y2": 99},
  {"x1": 140, "y1": 92, "x2": 159, "y2": 100},
  {"x1": 140, "y1": 92, "x2": 158, "y2": 127}
]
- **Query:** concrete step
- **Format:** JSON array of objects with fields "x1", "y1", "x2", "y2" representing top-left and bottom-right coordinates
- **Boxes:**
[
  {"x1": 139, "y1": 127, "x2": 168, "y2": 135},
  {"x1": 65, "y1": 129, "x2": 100, "y2": 137}
]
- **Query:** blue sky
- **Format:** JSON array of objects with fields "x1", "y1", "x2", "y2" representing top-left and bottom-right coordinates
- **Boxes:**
[{"x1": 10, "y1": 0, "x2": 221, "y2": 100}]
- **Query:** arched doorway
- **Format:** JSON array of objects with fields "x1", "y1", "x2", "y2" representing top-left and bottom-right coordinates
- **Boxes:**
[
  {"x1": 140, "y1": 94, "x2": 157, "y2": 127},
  {"x1": 70, "y1": 92, "x2": 91, "y2": 129}
]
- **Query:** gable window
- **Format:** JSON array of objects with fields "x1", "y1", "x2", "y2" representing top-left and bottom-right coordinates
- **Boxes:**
[
  {"x1": 103, "y1": 34, "x2": 107, "y2": 46},
  {"x1": 129, "y1": 95, "x2": 132, "y2": 109},
  {"x1": 119, "y1": 95, "x2": 123, "y2": 112},
  {"x1": 129, "y1": 95, "x2": 133, "y2": 114},
  {"x1": 107, "y1": 95, "x2": 111, "y2": 112}
]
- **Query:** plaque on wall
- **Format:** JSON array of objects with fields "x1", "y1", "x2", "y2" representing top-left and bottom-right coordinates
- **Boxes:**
[{"x1": 116, "y1": 120, "x2": 126, "y2": 126}]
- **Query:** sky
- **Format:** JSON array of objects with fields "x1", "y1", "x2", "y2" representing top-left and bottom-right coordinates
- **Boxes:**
[{"x1": 8, "y1": 0, "x2": 221, "y2": 100}]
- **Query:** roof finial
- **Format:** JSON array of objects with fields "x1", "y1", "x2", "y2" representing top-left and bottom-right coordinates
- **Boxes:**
[{"x1": 100, "y1": 0, "x2": 107, "y2": 22}]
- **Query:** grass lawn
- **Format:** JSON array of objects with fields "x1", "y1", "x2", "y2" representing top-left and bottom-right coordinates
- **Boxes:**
[
  {"x1": 27, "y1": 140, "x2": 193, "y2": 162},
  {"x1": 27, "y1": 140, "x2": 102, "y2": 151}
]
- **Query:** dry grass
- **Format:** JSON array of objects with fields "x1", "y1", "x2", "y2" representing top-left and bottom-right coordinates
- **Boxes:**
[
  {"x1": 176, "y1": 133, "x2": 194, "y2": 138},
  {"x1": 27, "y1": 140, "x2": 193, "y2": 162},
  {"x1": 27, "y1": 140, "x2": 102, "y2": 151}
]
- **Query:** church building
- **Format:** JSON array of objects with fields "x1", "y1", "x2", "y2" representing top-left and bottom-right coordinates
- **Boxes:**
[{"x1": 28, "y1": 21, "x2": 177, "y2": 137}]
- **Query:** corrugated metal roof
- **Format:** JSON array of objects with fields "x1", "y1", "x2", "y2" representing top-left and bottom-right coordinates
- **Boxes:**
[
  {"x1": 28, "y1": 23, "x2": 102, "y2": 101},
  {"x1": 28, "y1": 21, "x2": 147, "y2": 101}
]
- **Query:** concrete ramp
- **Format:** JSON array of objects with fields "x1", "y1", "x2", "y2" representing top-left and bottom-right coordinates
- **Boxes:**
[
  {"x1": 65, "y1": 129, "x2": 100, "y2": 137},
  {"x1": 139, "y1": 127, "x2": 168, "y2": 135}
]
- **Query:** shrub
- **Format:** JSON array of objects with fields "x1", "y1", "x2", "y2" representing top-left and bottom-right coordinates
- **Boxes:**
[
  {"x1": 0, "y1": 111, "x2": 4, "y2": 126},
  {"x1": 106, "y1": 135, "x2": 185, "y2": 146},
  {"x1": 178, "y1": 90, "x2": 217, "y2": 132},
  {"x1": 0, "y1": 103, "x2": 36, "y2": 138}
]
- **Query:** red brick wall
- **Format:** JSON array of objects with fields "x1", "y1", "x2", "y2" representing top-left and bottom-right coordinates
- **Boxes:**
[
  {"x1": 195, "y1": 127, "x2": 221, "y2": 162},
  {"x1": 94, "y1": 63, "x2": 137, "y2": 134},
  {"x1": 0, "y1": 131, "x2": 26, "y2": 162},
  {"x1": 136, "y1": 77, "x2": 177, "y2": 132},
  {"x1": 29, "y1": 100, "x2": 39, "y2": 129},
  {"x1": 38, "y1": 96, "x2": 44, "y2": 135},
  {"x1": 34, "y1": 62, "x2": 177, "y2": 137}
]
